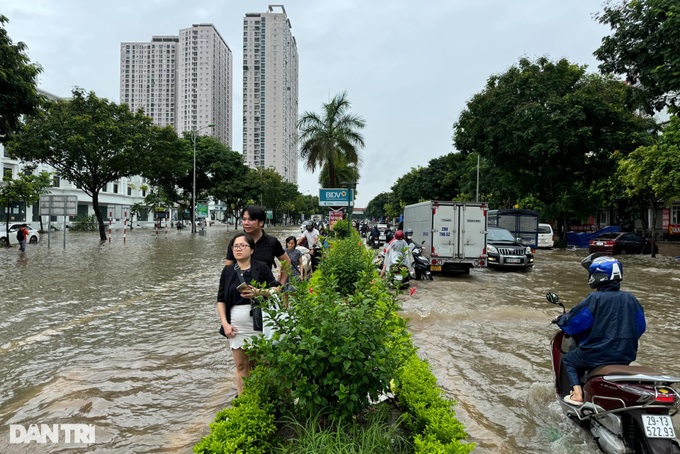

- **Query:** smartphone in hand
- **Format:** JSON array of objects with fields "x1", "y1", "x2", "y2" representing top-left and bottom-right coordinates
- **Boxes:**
[{"x1": 236, "y1": 282, "x2": 249, "y2": 293}]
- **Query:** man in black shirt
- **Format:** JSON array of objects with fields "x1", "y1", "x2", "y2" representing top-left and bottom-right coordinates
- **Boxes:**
[{"x1": 225, "y1": 205, "x2": 290, "y2": 285}]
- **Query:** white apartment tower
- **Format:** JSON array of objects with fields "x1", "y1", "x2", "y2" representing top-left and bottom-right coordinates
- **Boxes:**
[
  {"x1": 120, "y1": 36, "x2": 179, "y2": 129},
  {"x1": 243, "y1": 5, "x2": 299, "y2": 183},
  {"x1": 120, "y1": 24, "x2": 232, "y2": 146}
]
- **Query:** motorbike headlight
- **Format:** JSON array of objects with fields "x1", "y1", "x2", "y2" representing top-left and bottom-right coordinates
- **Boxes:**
[
  {"x1": 525, "y1": 246, "x2": 532, "y2": 254},
  {"x1": 487, "y1": 245, "x2": 497, "y2": 254}
]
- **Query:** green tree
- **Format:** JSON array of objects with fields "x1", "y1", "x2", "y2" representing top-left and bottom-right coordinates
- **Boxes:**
[
  {"x1": 6, "y1": 88, "x2": 184, "y2": 241},
  {"x1": 365, "y1": 192, "x2": 393, "y2": 221},
  {"x1": 0, "y1": 14, "x2": 42, "y2": 143},
  {"x1": 453, "y1": 57, "x2": 656, "y2": 236},
  {"x1": 298, "y1": 91, "x2": 366, "y2": 188},
  {"x1": 157, "y1": 133, "x2": 248, "y2": 226},
  {"x1": 594, "y1": 0, "x2": 680, "y2": 113},
  {"x1": 0, "y1": 167, "x2": 52, "y2": 244},
  {"x1": 617, "y1": 116, "x2": 680, "y2": 257}
]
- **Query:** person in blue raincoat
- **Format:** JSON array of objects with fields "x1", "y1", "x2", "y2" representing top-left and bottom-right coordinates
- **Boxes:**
[{"x1": 553, "y1": 254, "x2": 646, "y2": 405}]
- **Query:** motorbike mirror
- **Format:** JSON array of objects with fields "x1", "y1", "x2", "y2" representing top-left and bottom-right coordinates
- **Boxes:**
[
  {"x1": 421, "y1": 240, "x2": 425, "y2": 246},
  {"x1": 546, "y1": 292, "x2": 561, "y2": 306}
]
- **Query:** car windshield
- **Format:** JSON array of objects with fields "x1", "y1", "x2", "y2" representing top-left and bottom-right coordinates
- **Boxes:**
[{"x1": 488, "y1": 228, "x2": 515, "y2": 242}]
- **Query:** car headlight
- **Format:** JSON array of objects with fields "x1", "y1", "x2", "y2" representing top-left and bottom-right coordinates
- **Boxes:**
[
  {"x1": 487, "y1": 245, "x2": 497, "y2": 254},
  {"x1": 525, "y1": 246, "x2": 532, "y2": 254}
]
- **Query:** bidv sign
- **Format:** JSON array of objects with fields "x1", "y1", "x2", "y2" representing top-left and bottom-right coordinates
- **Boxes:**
[
  {"x1": 319, "y1": 188, "x2": 354, "y2": 207},
  {"x1": 10, "y1": 423, "x2": 95, "y2": 444}
]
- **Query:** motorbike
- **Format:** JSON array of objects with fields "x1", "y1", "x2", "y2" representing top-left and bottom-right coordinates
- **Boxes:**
[
  {"x1": 374, "y1": 251, "x2": 411, "y2": 289},
  {"x1": 547, "y1": 292, "x2": 680, "y2": 454},
  {"x1": 369, "y1": 235, "x2": 381, "y2": 249},
  {"x1": 411, "y1": 241, "x2": 433, "y2": 280}
]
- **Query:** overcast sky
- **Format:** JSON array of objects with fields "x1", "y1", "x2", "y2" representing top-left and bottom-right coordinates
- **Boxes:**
[{"x1": 4, "y1": 1, "x2": 611, "y2": 208}]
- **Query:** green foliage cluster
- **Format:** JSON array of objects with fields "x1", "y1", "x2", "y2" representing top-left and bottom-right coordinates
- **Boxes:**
[
  {"x1": 318, "y1": 230, "x2": 372, "y2": 295},
  {"x1": 298, "y1": 91, "x2": 365, "y2": 188},
  {"x1": 195, "y1": 236, "x2": 472, "y2": 453},
  {"x1": 248, "y1": 268, "x2": 411, "y2": 421},
  {"x1": 194, "y1": 390, "x2": 276, "y2": 454},
  {"x1": 0, "y1": 14, "x2": 42, "y2": 142},
  {"x1": 394, "y1": 355, "x2": 475, "y2": 454},
  {"x1": 272, "y1": 405, "x2": 412, "y2": 453},
  {"x1": 69, "y1": 214, "x2": 98, "y2": 231},
  {"x1": 595, "y1": 0, "x2": 680, "y2": 114},
  {"x1": 329, "y1": 218, "x2": 350, "y2": 238}
]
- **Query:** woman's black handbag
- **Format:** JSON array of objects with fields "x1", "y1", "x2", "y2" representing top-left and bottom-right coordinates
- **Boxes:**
[{"x1": 251, "y1": 302, "x2": 263, "y2": 331}]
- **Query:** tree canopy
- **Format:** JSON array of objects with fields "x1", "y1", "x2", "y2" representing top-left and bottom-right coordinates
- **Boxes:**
[
  {"x1": 453, "y1": 56, "x2": 656, "y2": 228},
  {"x1": 0, "y1": 14, "x2": 43, "y2": 143},
  {"x1": 595, "y1": 0, "x2": 680, "y2": 114},
  {"x1": 617, "y1": 116, "x2": 680, "y2": 254},
  {"x1": 6, "y1": 88, "x2": 184, "y2": 240},
  {"x1": 298, "y1": 91, "x2": 365, "y2": 188}
]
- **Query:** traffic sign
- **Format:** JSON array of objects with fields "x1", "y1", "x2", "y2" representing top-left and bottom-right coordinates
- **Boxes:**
[{"x1": 319, "y1": 188, "x2": 354, "y2": 207}]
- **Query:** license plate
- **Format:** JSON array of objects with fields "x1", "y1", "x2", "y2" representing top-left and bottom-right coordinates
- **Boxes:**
[
  {"x1": 505, "y1": 258, "x2": 521, "y2": 264},
  {"x1": 430, "y1": 265, "x2": 441, "y2": 272},
  {"x1": 596, "y1": 241, "x2": 603, "y2": 246},
  {"x1": 642, "y1": 414, "x2": 676, "y2": 439}
]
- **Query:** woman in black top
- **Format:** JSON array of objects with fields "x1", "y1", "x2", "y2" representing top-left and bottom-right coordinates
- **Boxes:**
[{"x1": 217, "y1": 233, "x2": 279, "y2": 395}]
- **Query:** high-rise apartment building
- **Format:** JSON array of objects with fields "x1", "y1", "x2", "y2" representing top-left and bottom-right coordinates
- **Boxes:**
[
  {"x1": 243, "y1": 5, "x2": 299, "y2": 183},
  {"x1": 120, "y1": 24, "x2": 232, "y2": 146}
]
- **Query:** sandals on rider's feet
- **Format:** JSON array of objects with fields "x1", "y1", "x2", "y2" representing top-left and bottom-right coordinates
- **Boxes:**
[{"x1": 563, "y1": 394, "x2": 584, "y2": 406}]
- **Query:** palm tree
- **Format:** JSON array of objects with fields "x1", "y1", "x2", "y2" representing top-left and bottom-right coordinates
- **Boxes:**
[{"x1": 298, "y1": 91, "x2": 366, "y2": 188}]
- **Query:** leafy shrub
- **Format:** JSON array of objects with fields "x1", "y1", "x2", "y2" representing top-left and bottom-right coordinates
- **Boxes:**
[
  {"x1": 330, "y1": 219, "x2": 350, "y2": 238},
  {"x1": 194, "y1": 389, "x2": 276, "y2": 454},
  {"x1": 394, "y1": 355, "x2": 475, "y2": 453},
  {"x1": 248, "y1": 269, "x2": 412, "y2": 422},
  {"x1": 70, "y1": 214, "x2": 97, "y2": 231},
  {"x1": 318, "y1": 231, "x2": 374, "y2": 295}
]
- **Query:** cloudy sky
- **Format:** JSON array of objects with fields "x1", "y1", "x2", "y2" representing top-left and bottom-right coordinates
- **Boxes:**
[{"x1": 4, "y1": 1, "x2": 611, "y2": 208}]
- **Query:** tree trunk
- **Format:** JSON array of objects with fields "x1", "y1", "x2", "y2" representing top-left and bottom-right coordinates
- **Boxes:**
[
  {"x1": 650, "y1": 199, "x2": 658, "y2": 258},
  {"x1": 92, "y1": 191, "x2": 107, "y2": 241}
]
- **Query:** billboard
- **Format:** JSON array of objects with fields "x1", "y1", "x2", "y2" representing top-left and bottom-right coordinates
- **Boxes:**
[{"x1": 319, "y1": 188, "x2": 354, "y2": 207}]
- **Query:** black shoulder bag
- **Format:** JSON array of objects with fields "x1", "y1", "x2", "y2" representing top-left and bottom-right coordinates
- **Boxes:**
[{"x1": 235, "y1": 265, "x2": 263, "y2": 332}]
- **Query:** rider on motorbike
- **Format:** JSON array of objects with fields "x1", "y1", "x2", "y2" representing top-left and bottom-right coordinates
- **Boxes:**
[
  {"x1": 553, "y1": 254, "x2": 646, "y2": 406},
  {"x1": 369, "y1": 225, "x2": 380, "y2": 242},
  {"x1": 380, "y1": 230, "x2": 412, "y2": 278}
]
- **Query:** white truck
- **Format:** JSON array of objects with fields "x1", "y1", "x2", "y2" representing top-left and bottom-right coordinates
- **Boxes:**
[{"x1": 403, "y1": 201, "x2": 488, "y2": 274}]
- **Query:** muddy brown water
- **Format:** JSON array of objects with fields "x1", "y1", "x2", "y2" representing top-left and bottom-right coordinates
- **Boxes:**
[{"x1": 0, "y1": 227, "x2": 678, "y2": 453}]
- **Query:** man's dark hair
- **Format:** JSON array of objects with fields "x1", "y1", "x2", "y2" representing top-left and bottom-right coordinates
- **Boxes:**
[{"x1": 241, "y1": 205, "x2": 266, "y2": 223}]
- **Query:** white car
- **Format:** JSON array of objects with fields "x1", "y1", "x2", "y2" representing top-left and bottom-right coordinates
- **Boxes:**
[
  {"x1": 0, "y1": 224, "x2": 40, "y2": 246},
  {"x1": 537, "y1": 223, "x2": 554, "y2": 249}
]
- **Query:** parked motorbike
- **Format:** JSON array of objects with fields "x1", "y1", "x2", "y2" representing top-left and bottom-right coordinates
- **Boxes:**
[
  {"x1": 411, "y1": 241, "x2": 433, "y2": 280},
  {"x1": 547, "y1": 292, "x2": 680, "y2": 454}
]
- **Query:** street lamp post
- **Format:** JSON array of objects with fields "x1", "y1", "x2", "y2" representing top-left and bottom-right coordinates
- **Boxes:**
[
  {"x1": 341, "y1": 181, "x2": 356, "y2": 238},
  {"x1": 191, "y1": 123, "x2": 215, "y2": 234}
]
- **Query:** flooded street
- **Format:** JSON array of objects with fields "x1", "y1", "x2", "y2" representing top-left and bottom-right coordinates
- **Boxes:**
[
  {"x1": 1, "y1": 228, "x2": 679, "y2": 453},
  {"x1": 404, "y1": 248, "x2": 680, "y2": 453}
]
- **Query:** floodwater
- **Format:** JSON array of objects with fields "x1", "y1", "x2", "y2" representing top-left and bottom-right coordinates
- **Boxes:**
[{"x1": 0, "y1": 227, "x2": 678, "y2": 453}]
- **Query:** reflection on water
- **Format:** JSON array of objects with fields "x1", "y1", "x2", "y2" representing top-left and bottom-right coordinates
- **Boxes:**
[{"x1": 1, "y1": 234, "x2": 679, "y2": 453}]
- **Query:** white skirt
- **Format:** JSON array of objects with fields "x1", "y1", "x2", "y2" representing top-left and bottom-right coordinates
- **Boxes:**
[{"x1": 228, "y1": 304, "x2": 261, "y2": 350}]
